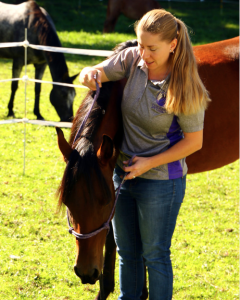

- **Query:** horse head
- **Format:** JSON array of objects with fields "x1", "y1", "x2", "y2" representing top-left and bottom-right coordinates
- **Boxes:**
[
  {"x1": 50, "y1": 74, "x2": 78, "y2": 122},
  {"x1": 56, "y1": 108, "x2": 118, "y2": 284}
]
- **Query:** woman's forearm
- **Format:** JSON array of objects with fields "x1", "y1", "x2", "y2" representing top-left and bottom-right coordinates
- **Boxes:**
[
  {"x1": 147, "y1": 130, "x2": 203, "y2": 170},
  {"x1": 123, "y1": 130, "x2": 203, "y2": 179}
]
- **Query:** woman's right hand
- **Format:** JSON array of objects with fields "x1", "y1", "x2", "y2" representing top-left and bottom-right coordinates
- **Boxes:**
[{"x1": 79, "y1": 67, "x2": 102, "y2": 91}]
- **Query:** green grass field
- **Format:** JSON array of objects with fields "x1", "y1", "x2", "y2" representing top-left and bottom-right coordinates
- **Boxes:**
[{"x1": 0, "y1": 0, "x2": 239, "y2": 299}]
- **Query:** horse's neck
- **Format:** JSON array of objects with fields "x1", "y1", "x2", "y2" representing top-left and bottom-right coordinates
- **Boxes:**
[
  {"x1": 46, "y1": 53, "x2": 69, "y2": 82},
  {"x1": 27, "y1": 0, "x2": 70, "y2": 82},
  {"x1": 44, "y1": 35, "x2": 69, "y2": 82},
  {"x1": 38, "y1": 20, "x2": 69, "y2": 82}
]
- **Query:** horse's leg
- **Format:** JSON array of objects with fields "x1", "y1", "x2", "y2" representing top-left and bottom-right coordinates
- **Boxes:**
[
  {"x1": 7, "y1": 59, "x2": 23, "y2": 118},
  {"x1": 94, "y1": 225, "x2": 148, "y2": 300},
  {"x1": 94, "y1": 222, "x2": 116, "y2": 300},
  {"x1": 33, "y1": 63, "x2": 47, "y2": 120},
  {"x1": 103, "y1": 0, "x2": 121, "y2": 32}
]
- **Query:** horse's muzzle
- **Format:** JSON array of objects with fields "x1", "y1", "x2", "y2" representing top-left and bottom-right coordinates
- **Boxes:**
[{"x1": 74, "y1": 265, "x2": 99, "y2": 284}]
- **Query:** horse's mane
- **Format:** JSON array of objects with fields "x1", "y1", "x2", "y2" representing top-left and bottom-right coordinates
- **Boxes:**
[
  {"x1": 57, "y1": 39, "x2": 138, "y2": 209},
  {"x1": 27, "y1": 1, "x2": 56, "y2": 45},
  {"x1": 110, "y1": 39, "x2": 138, "y2": 58}
]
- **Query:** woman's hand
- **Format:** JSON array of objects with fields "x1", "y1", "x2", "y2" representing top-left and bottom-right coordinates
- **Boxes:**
[
  {"x1": 79, "y1": 67, "x2": 102, "y2": 91},
  {"x1": 123, "y1": 156, "x2": 153, "y2": 180},
  {"x1": 122, "y1": 130, "x2": 203, "y2": 180}
]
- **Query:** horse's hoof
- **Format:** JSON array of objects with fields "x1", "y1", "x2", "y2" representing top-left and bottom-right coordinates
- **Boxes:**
[
  {"x1": 7, "y1": 112, "x2": 15, "y2": 118},
  {"x1": 36, "y1": 116, "x2": 45, "y2": 121}
]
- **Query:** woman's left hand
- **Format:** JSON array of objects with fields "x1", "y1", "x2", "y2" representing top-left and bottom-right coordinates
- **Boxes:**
[{"x1": 123, "y1": 156, "x2": 153, "y2": 180}]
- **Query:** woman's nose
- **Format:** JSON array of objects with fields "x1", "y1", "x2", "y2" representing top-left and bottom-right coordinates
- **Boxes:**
[{"x1": 141, "y1": 49, "x2": 150, "y2": 59}]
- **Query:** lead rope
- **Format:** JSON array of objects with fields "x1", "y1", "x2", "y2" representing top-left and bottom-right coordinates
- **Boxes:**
[
  {"x1": 66, "y1": 77, "x2": 134, "y2": 299},
  {"x1": 67, "y1": 75, "x2": 136, "y2": 239}
]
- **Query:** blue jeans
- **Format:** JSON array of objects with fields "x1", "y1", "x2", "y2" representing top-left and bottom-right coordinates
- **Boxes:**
[{"x1": 112, "y1": 165, "x2": 186, "y2": 300}]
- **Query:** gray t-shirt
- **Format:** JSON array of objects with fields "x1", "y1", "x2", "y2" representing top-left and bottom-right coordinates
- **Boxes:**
[{"x1": 102, "y1": 46, "x2": 204, "y2": 180}]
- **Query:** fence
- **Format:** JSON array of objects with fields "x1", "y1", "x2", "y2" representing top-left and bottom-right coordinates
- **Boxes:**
[{"x1": 0, "y1": 29, "x2": 114, "y2": 174}]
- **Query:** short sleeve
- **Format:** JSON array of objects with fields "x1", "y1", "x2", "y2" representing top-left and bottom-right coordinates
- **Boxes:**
[
  {"x1": 102, "y1": 47, "x2": 138, "y2": 81},
  {"x1": 177, "y1": 109, "x2": 205, "y2": 133}
]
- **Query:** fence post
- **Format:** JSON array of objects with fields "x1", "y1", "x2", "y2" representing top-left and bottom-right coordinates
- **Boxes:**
[{"x1": 23, "y1": 28, "x2": 28, "y2": 175}]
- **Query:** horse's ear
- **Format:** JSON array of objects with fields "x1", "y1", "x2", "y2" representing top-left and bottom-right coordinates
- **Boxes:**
[
  {"x1": 97, "y1": 135, "x2": 114, "y2": 164},
  {"x1": 69, "y1": 73, "x2": 79, "y2": 83},
  {"x1": 56, "y1": 127, "x2": 73, "y2": 161}
]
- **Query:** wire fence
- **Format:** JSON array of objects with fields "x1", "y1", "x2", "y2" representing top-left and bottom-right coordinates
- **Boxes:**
[{"x1": 0, "y1": 29, "x2": 113, "y2": 174}]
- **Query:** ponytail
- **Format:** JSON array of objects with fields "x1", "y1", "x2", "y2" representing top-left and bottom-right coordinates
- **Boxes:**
[{"x1": 166, "y1": 18, "x2": 210, "y2": 115}]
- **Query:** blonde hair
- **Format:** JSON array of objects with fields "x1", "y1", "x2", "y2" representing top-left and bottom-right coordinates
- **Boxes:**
[{"x1": 134, "y1": 9, "x2": 210, "y2": 115}]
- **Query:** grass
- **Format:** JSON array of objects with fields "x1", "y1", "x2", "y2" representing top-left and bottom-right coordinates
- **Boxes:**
[
  {"x1": 0, "y1": 127, "x2": 238, "y2": 299},
  {"x1": 0, "y1": 0, "x2": 239, "y2": 299}
]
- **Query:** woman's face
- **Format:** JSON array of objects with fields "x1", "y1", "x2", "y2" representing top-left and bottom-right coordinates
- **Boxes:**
[{"x1": 137, "y1": 29, "x2": 176, "y2": 72}]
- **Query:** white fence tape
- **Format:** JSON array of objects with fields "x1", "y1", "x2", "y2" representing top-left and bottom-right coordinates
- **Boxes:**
[
  {"x1": 0, "y1": 75, "x2": 89, "y2": 89},
  {"x1": 29, "y1": 43, "x2": 114, "y2": 57},
  {"x1": 28, "y1": 77, "x2": 88, "y2": 89},
  {"x1": 0, "y1": 118, "x2": 72, "y2": 127},
  {"x1": 0, "y1": 35, "x2": 108, "y2": 174},
  {"x1": 0, "y1": 41, "x2": 25, "y2": 48},
  {"x1": 0, "y1": 41, "x2": 114, "y2": 57},
  {"x1": 0, "y1": 78, "x2": 22, "y2": 83}
]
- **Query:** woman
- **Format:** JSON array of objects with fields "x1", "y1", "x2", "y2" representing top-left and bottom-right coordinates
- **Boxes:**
[{"x1": 79, "y1": 9, "x2": 210, "y2": 300}]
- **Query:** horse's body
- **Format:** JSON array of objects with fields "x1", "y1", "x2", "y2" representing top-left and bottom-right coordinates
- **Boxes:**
[
  {"x1": 56, "y1": 37, "x2": 239, "y2": 299},
  {"x1": 188, "y1": 36, "x2": 239, "y2": 172},
  {"x1": 103, "y1": 0, "x2": 160, "y2": 33},
  {"x1": 0, "y1": 0, "x2": 78, "y2": 121}
]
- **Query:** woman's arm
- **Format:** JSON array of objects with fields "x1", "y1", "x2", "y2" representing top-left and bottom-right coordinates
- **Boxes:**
[
  {"x1": 79, "y1": 63, "x2": 110, "y2": 90},
  {"x1": 123, "y1": 130, "x2": 203, "y2": 180}
]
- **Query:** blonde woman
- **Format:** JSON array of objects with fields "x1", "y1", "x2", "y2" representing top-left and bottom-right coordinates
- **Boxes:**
[{"x1": 80, "y1": 9, "x2": 210, "y2": 300}]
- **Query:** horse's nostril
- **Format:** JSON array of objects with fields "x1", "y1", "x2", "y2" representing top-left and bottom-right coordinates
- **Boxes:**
[
  {"x1": 93, "y1": 268, "x2": 99, "y2": 280},
  {"x1": 74, "y1": 265, "x2": 99, "y2": 283}
]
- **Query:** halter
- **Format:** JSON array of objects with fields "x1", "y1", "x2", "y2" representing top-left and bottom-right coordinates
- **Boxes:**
[{"x1": 67, "y1": 78, "x2": 135, "y2": 240}]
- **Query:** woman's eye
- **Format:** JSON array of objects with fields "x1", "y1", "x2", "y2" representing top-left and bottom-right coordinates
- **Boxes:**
[{"x1": 150, "y1": 49, "x2": 156, "y2": 52}]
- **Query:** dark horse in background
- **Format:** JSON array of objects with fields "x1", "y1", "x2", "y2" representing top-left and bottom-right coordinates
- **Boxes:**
[
  {"x1": 103, "y1": 0, "x2": 160, "y2": 33},
  {"x1": 56, "y1": 37, "x2": 239, "y2": 299},
  {"x1": 0, "y1": 0, "x2": 78, "y2": 121}
]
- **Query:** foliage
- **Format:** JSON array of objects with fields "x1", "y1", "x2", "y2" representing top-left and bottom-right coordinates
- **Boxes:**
[
  {"x1": 3, "y1": 0, "x2": 239, "y2": 46},
  {"x1": 0, "y1": 0, "x2": 239, "y2": 299}
]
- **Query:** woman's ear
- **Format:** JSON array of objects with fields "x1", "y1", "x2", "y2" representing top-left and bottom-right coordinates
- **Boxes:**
[{"x1": 170, "y1": 38, "x2": 178, "y2": 52}]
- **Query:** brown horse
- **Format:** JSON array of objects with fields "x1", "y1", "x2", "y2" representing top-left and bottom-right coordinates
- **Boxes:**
[
  {"x1": 56, "y1": 78, "x2": 126, "y2": 298},
  {"x1": 56, "y1": 36, "x2": 239, "y2": 299},
  {"x1": 103, "y1": 0, "x2": 160, "y2": 33}
]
